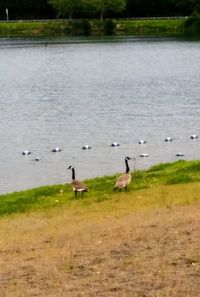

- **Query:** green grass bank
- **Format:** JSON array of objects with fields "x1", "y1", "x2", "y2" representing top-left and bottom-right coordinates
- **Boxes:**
[
  {"x1": 1, "y1": 160, "x2": 200, "y2": 217},
  {"x1": 0, "y1": 18, "x2": 187, "y2": 38}
]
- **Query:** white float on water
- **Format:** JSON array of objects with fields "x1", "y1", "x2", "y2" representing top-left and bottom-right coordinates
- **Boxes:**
[
  {"x1": 176, "y1": 152, "x2": 184, "y2": 157},
  {"x1": 139, "y1": 153, "x2": 149, "y2": 157},
  {"x1": 82, "y1": 145, "x2": 91, "y2": 150},
  {"x1": 51, "y1": 147, "x2": 62, "y2": 152},
  {"x1": 190, "y1": 134, "x2": 198, "y2": 139},
  {"x1": 111, "y1": 142, "x2": 120, "y2": 147},
  {"x1": 165, "y1": 137, "x2": 173, "y2": 142},
  {"x1": 22, "y1": 150, "x2": 32, "y2": 155},
  {"x1": 138, "y1": 140, "x2": 147, "y2": 144}
]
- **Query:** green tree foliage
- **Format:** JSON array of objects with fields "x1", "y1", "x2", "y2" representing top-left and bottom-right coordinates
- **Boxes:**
[
  {"x1": 48, "y1": 0, "x2": 81, "y2": 19},
  {"x1": 0, "y1": 0, "x2": 199, "y2": 20},
  {"x1": 103, "y1": 18, "x2": 116, "y2": 34},
  {"x1": 184, "y1": 10, "x2": 200, "y2": 34},
  {"x1": 82, "y1": 0, "x2": 126, "y2": 20},
  {"x1": 48, "y1": 0, "x2": 125, "y2": 20}
]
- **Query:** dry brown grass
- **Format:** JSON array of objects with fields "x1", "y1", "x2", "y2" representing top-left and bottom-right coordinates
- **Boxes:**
[{"x1": 1, "y1": 186, "x2": 200, "y2": 297}]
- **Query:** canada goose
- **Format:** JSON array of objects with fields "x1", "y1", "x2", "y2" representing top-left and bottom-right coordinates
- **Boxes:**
[
  {"x1": 22, "y1": 150, "x2": 32, "y2": 155},
  {"x1": 68, "y1": 165, "x2": 88, "y2": 198},
  {"x1": 111, "y1": 142, "x2": 120, "y2": 147},
  {"x1": 114, "y1": 157, "x2": 133, "y2": 190},
  {"x1": 82, "y1": 145, "x2": 91, "y2": 150},
  {"x1": 51, "y1": 147, "x2": 62, "y2": 152},
  {"x1": 190, "y1": 134, "x2": 198, "y2": 139}
]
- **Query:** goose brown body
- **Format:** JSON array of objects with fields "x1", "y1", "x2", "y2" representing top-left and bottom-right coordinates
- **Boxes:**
[
  {"x1": 114, "y1": 172, "x2": 131, "y2": 189},
  {"x1": 114, "y1": 157, "x2": 132, "y2": 190},
  {"x1": 71, "y1": 180, "x2": 88, "y2": 193}
]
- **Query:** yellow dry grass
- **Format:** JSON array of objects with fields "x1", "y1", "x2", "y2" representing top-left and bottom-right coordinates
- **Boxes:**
[{"x1": 1, "y1": 183, "x2": 200, "y2": 296}]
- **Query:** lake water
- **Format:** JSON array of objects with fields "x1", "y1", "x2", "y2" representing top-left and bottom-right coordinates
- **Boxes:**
[{"x1": 0, "y1": 36, "x2": 200, "y2": 194}]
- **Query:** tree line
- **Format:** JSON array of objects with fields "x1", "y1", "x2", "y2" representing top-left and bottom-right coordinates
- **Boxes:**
[{"x1": 0, "y1": 0, "x2": 199, "y2": 20}]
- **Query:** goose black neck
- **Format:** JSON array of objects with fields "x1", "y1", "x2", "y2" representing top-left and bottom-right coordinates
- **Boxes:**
[
  {"x1": 72, "y1": 168, "x2": 75, "y2": 180},
  {"x1": 125, "y1": 158, "x2": 130, "y2": 173}
]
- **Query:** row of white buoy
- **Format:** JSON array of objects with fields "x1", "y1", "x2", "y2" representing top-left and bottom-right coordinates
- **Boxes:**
[
  {"x1": 164, "y1": 135, "x2": 198, "y2": 142},
  {"x1": 22, "y1": 147, "x2": 63, "y2": 161},
  {"x1": 22, "y1": 147, "x2": 62, "y2": 155},
  {"x1": 21, "y1": 134, "x2": 198, "y2": 161},
  {"x1": 112, "y1": 135, "x2": 198, "y2": 146}
]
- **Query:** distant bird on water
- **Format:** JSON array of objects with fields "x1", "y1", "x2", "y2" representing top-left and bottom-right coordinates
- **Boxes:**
[
  {"x1": 114, "y1": 157, "x2": 133, "y2": 190},
  {"x1": 68, "y1": 165, "x2": 88, "y2": 198}
]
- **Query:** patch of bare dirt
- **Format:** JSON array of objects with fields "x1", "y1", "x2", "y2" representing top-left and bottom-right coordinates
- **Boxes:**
[{"x1": 1, "y1": 205, "x2": 200, "y2": 296}]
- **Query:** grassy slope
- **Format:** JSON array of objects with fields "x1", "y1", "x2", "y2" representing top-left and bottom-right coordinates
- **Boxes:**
[
  {"x1": 1, "y1": 160, "x2": 200, "y2": 296},
  {"x1": 1, "y1": 160, "x2": 200, "y2": 216},
  {"x1": 0, "y1": 19, "x2": 185, "y2": 37},
  {"x1": 116, "y1": 19, "x2": 185, "y2": 36},
  {"x1": 0, "y1": 21, "x2": 68, "y2": 37}
]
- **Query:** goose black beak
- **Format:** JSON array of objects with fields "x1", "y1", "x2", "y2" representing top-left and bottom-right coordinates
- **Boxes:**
[{"x1": 125, "y1": 156, "x2": 132, "y2": 160}]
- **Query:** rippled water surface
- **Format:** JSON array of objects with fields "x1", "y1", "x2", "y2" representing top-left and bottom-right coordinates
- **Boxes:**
[{"x1": 0, "y1": 37, "x2": 200, "y2": 193}]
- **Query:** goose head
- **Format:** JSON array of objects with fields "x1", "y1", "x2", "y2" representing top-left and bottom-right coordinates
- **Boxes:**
[
  {"x1": 125, "y1": 156, "x2": 132, "y2": 161},
  {"x1": 67, "y1": 165, "x2": 74, "y2": 170}
]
